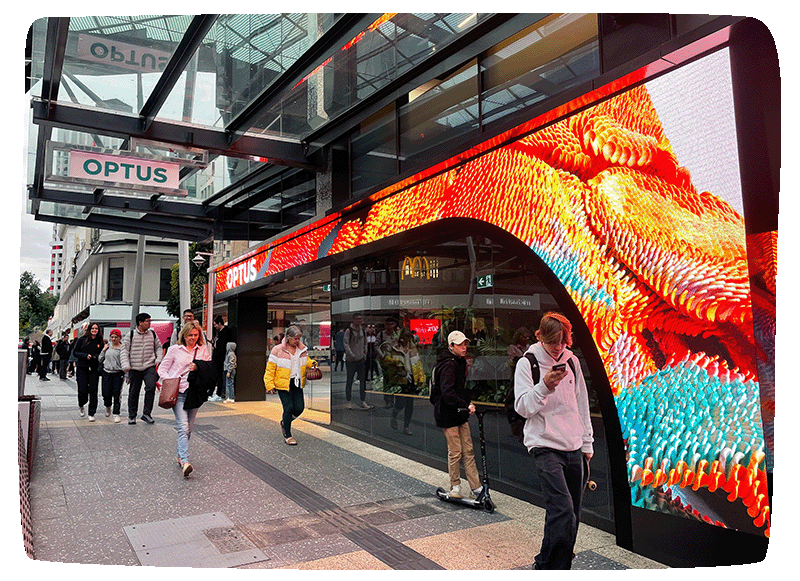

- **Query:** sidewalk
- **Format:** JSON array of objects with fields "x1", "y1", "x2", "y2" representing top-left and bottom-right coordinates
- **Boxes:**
[{"x1": 21, "y1": 371, "x2": 666, "y2": 570}]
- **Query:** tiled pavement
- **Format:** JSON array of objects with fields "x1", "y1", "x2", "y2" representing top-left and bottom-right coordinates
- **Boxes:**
[{"x1": 20, "y1": 371, "x2": 666, "y2": 570}]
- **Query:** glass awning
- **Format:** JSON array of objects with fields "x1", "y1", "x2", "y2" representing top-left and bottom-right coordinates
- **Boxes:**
[{"x1": 26, "y1": 13, "x2": 520, "y2": 242}]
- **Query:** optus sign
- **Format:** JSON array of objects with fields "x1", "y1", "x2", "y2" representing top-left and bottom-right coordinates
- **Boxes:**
[
  {"x1": 76, "y1": 33, "x2": 172, "y2": 74},
  {"x1": 216, "y1": 254, "x2": 268, "y2": 294},
  {"x1": 69, "y1": 151, "x2": 180, "y2": 190}
]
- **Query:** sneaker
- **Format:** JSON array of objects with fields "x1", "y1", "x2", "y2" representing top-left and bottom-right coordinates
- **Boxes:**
[
  {"x1": 470, "y1": 486, "x2": 484, "y2": 499},
  {"x1": 113, "y1": 415, "x2": 121, "y2": 423},
  {"x1": 359, "y1": 401, "x2": 372, "y2": 410},
  {"x1": 449, "y1": 485, "x2": 462, "y2": 498},
  {"x1": 105, "y1": 406, "x2": 111, "y2": 417},
  {"x1": 128, "y1": 417, "x2": 137, "y2": 425},
  {"x1": 141, "y1": 415, "x2": 155, "y2": 424},
  {"x1": 182, "y1": 463, "x2": 193, "y2": 478},
  {"x1": 346, "y1": 401, "x2": 353, "y2": 409},
  {"x1": 88, "y1": 415, "x2": 95, "y2": 422},
  {"x1": 225, "y1": 399, "x2": 234, "y2": 403},
  {"x1": 79, "y1": 406, "x2": 86, "y2": 418},
  {"x1": 404, "y1": 427, "x2": 413, "y2": 435}
]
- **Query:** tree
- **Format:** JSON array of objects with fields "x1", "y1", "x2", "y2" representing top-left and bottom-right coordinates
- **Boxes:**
[
  {"x1": 165, "y1": 242, "x2": 213, "y2": 319},
  {"x1": 19, "y1": 271, "x2": 58, "y2": 336}
]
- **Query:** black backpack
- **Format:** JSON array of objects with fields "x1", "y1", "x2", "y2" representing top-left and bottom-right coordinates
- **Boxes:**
[{"x1": 505, "y1": 353, "x2": 575, "y2": 442}]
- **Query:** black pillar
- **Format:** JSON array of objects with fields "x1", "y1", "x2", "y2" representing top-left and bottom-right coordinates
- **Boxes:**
[{"x1": 227, "y1": 296, "x2": 269, "y2": 401}]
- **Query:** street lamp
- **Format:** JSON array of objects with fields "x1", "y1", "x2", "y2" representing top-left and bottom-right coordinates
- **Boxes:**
[{"x1": 192, "y1": 252, "x2": 215, "y2": 338}]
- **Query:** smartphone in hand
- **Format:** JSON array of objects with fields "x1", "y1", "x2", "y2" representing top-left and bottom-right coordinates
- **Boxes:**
[{"x1": 552, "y1": 363, "x2": 566, "y2": 371}]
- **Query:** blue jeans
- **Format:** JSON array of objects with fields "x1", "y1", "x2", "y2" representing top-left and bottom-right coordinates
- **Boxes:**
[
  {"x1": 277, "y1": 382, "x2": 305, "y2": 437},
  {"x1": 172, "y1": 392, "x2": 199, "y2": 464},
  {"x1": 532, "y1": 448, "x2": 585, "y2": 569},
  {"x1": 225, "y1": 371, "x2": 236, "y2": 401}
]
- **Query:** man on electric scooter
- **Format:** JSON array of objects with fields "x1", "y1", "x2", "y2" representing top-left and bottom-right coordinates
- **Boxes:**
[
  {"x1": 430, "y1": 331, "x2": 484, "y2": 500},
  {"x1": 514, "y1": 312, "x2": 593, "y2": 569}
]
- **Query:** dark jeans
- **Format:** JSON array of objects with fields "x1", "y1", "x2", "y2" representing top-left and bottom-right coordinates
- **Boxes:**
[
  {"x1": 531, "y1": 447, "x2": 585, "y2": 570},
  {"x1": 39, "y1": 354, "x2": 52, "y2": 379},
  {"x1": 392, "y1": 394, "x2": 414, "y2": 428},
  {"x1": 345, "y1": 359, "x2": 366, "y2": 402},
  {"x1": 59, "y1": 358, "x2": 68, "y2": 379},
  {"x1": 334, "y1": 350, "x2": 345, "y2": 371},
  {"x1": 102, "y1": 371, "x2": 124, "y2": 415},
  {"x1": 128, "y1": 366, "x2": 157, "y2": 419},
  {"x1": 76, "y1": 366, "x2": 100, "y2": 416},
  {"x1": 278, "y1": 381, "x2": 305, "y2": 437}
]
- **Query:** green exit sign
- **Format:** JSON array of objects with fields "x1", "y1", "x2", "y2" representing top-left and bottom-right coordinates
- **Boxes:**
[{"x1": 477, "y1": 274, "x2": 493, "y2": 289}]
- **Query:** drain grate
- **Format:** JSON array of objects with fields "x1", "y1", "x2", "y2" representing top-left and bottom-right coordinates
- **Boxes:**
[{"x1": 196, "y1": 426, "x2": 444, "y2": 570}]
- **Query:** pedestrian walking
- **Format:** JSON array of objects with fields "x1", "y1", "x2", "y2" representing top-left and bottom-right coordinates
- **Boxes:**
[
  {"x1": 39, "y1": 329, "x2": 53, "y2": 380},
  {"x1": 99, "y1": 329, "x2": 125, "y2": 423},
  {"x1": 73, "y1": 323, "x2": 104, "y2": 421},
  {"x1": 56, "y1": 332, "x2": 70, "y2": 379},
  {"x1": 263, "y1": 326, "x2": 317, "y2": 445},
  {"x1": 344, "y1": 314, "x2": 371, "y2": 409},
  {"x1": 513, "y1": 312, "x2": 593, "y2": 570},
  {"x1": 121, "y1": 313, "x2": 163, "y2": 425},
  {"x1": 224, "y1": 342, "x2": 237, "y2": 402},
  {"x1": 159, "y1": 322, "x2": 213, "y2": 477},
  {"x1": 430, "y1": 330, "x2": 484, "y2": 500}
]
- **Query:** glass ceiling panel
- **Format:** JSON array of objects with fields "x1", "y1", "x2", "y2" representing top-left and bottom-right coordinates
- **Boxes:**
[
  {"x1": 248, "y1": 13, "x2": 493, "y2": 139},
  {"x1": 155, "y1": 14, "x2": 339, "y2": 129},
  {"x1": 58, "y1": 16, "x2": 194, "y2": 114}
]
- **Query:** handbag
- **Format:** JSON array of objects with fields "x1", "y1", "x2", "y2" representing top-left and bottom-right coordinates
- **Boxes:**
[
  {"x1": 306, "y1": 365, "x2": 322, "y2": 381},
  {"x1": 158, "y1": 377, "x2": 181, "y2": 409}
]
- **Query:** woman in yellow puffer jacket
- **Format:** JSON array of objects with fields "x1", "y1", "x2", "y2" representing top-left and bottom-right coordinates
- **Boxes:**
[{"x1": 264, "y1": 325, "x2": 316, "y2": 445}]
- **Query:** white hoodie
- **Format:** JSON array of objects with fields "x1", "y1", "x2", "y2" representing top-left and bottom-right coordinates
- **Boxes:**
[{"x1": 513, "y1": 342, "x2": 593, "y2": 455}]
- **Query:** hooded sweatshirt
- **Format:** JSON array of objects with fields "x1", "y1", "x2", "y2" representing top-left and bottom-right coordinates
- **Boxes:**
[
  {"x1": 430, "y1": 350, "x2": 470, "y2": 428},
  {"x1": 513, "y1": 342, "x2": 593, "y2": 455},
  {"x1": 224, "y1": 342, "x2": 237, "y2": 373}
]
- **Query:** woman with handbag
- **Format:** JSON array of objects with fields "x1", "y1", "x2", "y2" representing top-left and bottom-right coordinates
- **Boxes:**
[
  {"x1": 263, "y1": 325, "x2": 317, "y2": 445},
  {"x1": 159, "y1": 322, "x2": 212, "y2": 477}
]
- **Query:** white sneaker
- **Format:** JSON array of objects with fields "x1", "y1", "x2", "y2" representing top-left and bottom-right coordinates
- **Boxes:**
[
  {"x1": 105, "y1": 406, "x2": 111, "y2": 417},
  {"x1": 449, "y1": 485, "x2": 462, "y2": 498},
  {"x1": 79, "y1": 406, "x2": 86, "y2": 418},
  {"x1": 360, "y1": 401, "x2": 372, "y2": 409},
  {"x1": 470, "y1": 486, "x2": 484, "y2": 499},
  {"x1": 88, "y1": 415, "x2": 95, "y2": 422},
  {"x1": 225, "y1": 399, "x2": 234, "y2": 403},
  {"x1": 113, "y1": 415, "x2": 121, "y2": 423}
]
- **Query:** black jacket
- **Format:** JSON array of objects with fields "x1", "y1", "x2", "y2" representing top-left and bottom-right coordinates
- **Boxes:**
[
  {"x1": 185, "y1": 360, "x2": 216, "y2": 410},
  {"x1": 430, "y1": 351, "x2": 470, "y2": 428},
  {"x1": 213, "y1": 325, "x2": 232, "y2": 364},
  {"x1": 73, "y1": 335, "x2": 104, "y2": 371}
]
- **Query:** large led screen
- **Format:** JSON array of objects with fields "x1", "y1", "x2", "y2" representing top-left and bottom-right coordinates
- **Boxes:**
[{"x1": 216, "y1": 47, "x2": 773, "y2": 538}]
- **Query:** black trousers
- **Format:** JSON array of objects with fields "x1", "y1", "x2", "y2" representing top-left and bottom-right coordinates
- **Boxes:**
[
  {"x1": 76, "y1": 366, "x2": 100, "y2": 416},
  {"x1": 102, "y1": 371, "x2": 124, "y2": 415},
  {"x1": 345, "y1": 359, "x2": 366, "y2": 402},
  {"x1": 531, "y1": 447, "x2": 584, "y2": 570},
  {"x1": 128, "y1": 366, "x2": 157, "y2": 419},
  {"x1": 39, "y1": 354, "x2": 52, "y2": 379}
]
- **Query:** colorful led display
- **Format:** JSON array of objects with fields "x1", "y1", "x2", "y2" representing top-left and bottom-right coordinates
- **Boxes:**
[{"x1": 216, "y1": 47, "x2": 773, "y2": 537}]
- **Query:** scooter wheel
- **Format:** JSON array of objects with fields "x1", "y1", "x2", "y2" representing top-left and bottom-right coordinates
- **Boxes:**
[{"x1": 482, "y1": 497, "x2": 495, "y2": 513}]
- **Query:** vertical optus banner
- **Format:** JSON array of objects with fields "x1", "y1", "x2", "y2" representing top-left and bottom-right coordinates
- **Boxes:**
[{"x1": 215, "y1": 48, "x2": 773, "y2": 538}]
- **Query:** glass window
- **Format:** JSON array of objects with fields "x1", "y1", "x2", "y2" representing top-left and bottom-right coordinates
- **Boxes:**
[
  {"x1": 399, "y1": 59, "x2": 479, "y2": 172},
  {"x1": 481, "y1": 13, "x2": 599, "y2": 128},
  {"x1": 159, "y1": 267, "x2": 172, "y2": 302},
  {"x1": 329, "y1": 223, "x2": 611, "y2": 529},
  {"x1": 107, "y1": 266, "x2": 123, "y2": 301},
  {"x1": 350, "y1": 103, "x2": 396, "y2": 198}
]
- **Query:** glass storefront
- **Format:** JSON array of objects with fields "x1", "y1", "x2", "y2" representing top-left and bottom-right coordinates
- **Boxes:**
[{"x1": 325, "y1": 221, "x2": 613, "y2": 530}]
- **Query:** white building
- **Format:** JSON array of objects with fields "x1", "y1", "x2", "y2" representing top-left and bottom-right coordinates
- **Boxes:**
[{"x1": 49, "y1": 224, "x2": 180, "y2": 342}]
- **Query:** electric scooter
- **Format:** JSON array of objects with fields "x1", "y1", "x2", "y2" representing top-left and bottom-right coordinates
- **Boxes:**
[{"x1": 435, "y1": 407, "x2": 496, "y2": 513}]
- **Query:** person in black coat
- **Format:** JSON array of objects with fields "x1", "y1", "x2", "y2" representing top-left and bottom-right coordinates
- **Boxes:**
[
  {"x1": 430, "y1": 331, "x2": 483, "y2": 499},
  {"x1": 73, "y1": 323, "x2": 104, "y2": 420},
  {"x1": 211, "y1": 316, "x2": 232, "y2": 400}
]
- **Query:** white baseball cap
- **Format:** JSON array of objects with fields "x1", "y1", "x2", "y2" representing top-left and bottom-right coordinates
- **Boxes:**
[{"x1": 448, "y1": 331, "x2": 469, "y2": 345}]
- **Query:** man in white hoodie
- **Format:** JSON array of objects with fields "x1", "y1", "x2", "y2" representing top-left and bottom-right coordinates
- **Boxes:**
[{"x1": 514, "y1": 312, "x2": 593, "y2": 570}]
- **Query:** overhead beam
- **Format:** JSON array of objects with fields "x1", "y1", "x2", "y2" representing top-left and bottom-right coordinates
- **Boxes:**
[
  {"x1": 139, "y1": 15, "x2": 219, "y2": 129},
  {"x1": 34, "y1": 213, "x2": 212, "y2": 242},
  {"x1": 225, "y1": 13, "x2": 381, "y2": 140},
  {"x1": 31, "y1": 99, "x2": 320, "y2": 170}
]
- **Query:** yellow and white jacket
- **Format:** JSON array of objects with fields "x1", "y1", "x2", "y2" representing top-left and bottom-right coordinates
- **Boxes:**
[{"x1": 263, "y1": 340, "x2": 316, "y2": 391}]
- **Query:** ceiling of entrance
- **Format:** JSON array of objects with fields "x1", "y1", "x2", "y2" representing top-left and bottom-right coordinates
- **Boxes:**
[{"x1": 25, "y1": 13, "x2": 532, "y2": 242}]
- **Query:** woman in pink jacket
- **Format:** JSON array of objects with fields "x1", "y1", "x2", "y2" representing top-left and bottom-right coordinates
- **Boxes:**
[{"x1": 159, "y1": 322, "x2": 212, "y2": 477}]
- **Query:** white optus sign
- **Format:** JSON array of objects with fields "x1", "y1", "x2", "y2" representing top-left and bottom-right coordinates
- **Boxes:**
[{"x1": 69, "y1": 150, "x2": 181, "y2": 190}]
